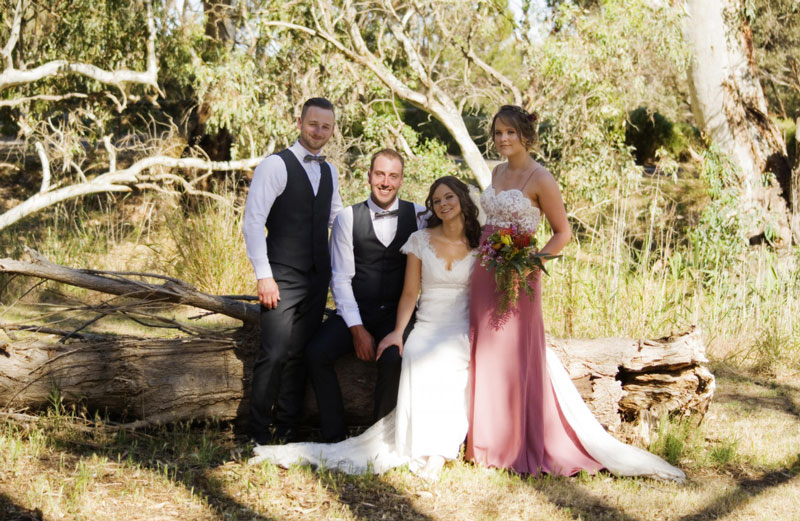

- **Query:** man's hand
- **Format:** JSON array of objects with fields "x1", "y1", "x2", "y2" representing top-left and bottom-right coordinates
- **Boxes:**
[
  {"x1": 350, "y1": 325, "x2": 376, "y2": 362},
  {"x1": 257, "y1": 277, "x2": 280, "y2": 309}
]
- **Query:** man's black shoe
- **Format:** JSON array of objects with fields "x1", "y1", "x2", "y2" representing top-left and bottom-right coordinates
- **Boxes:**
[
  {"x1": 272, "y1": 426, "x2": 299, "y2": 444},
  {"x1": 250, "y1": 433, "x2": 271, "y2": 446}
]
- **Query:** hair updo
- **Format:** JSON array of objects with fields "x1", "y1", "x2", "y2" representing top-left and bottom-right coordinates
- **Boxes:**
[{"x1": 490, "y1": 105, "x2": 538, "y2": 150}]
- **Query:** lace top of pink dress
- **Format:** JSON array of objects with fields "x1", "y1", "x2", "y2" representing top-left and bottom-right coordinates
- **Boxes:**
[{"x1": 481, "y1": 185, "x2": 541, "y2": 231}]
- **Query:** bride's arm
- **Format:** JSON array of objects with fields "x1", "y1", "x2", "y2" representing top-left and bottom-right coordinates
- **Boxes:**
[
  {"x1": 376, "y1": 253, "x2": 422, "y2": 359},
  {"x1": 535, "y1": 172, "x2": 571, "y2": 256}
]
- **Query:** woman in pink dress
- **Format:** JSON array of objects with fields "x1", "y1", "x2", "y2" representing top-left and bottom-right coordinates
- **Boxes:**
[{"x1": 467, "y1": 105, "x2": 684, "y2": 481}]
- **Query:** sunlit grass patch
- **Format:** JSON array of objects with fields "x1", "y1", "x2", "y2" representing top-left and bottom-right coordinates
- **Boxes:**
[{"x1": 1, "y1": 376, "x2": 800, "y2": 521}]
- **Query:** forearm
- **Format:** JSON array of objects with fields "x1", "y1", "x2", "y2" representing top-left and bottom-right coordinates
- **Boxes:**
[
  {"x1": 539, "y1": 229, "x2": 571, "y2": 256},
  {"x1": 392, "y1": 290, "x2": 417, "y2": 335},
  {"x1": 243, "y1": 156, "x2": 284, "y2": 280},
  {"x1": 330, "y1": 207, "x2": 360, "y2": 325}
]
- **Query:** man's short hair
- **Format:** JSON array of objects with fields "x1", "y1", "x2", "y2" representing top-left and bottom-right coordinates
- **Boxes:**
[
  {"x1": 301, "y1": 97, "x2": 335, "y2": 119},
  {"x1": 369, "y1": 148, "x2": 405, "y2": 173}
]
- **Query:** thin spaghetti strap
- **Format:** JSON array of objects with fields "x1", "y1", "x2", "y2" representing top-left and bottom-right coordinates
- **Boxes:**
[
  {"x1": 519, "y1": 165, "x2": 536, "y2": 192},
  {"x1": 491, "y1": 163, "x2": 503, "y2": 186}
]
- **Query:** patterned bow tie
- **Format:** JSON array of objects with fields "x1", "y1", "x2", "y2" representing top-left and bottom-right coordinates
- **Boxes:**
[
  {"x1": 374, "y1": 209, "x2": 400, "y2": 219},
  {"x1": 304, "y1": 154, "x2": 326, "y2": 164}
]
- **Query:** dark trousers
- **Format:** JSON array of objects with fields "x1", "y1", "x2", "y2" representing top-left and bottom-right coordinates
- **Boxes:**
[
  {"x1": 305, "y1": 308, "x2": 413, "y2": 442},
  {"x1": 249, "y1": 263, "x2": 329, "y2": 443}
]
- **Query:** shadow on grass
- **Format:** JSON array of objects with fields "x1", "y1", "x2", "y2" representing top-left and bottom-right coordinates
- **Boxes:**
[
  {"x1": 712, "y1": 366, "x2": 800, "y2": 420},
  {"x1": 526, "y1": 472, "x2": 646, "y2": 521},
  {"x1": 524, "y1": 455, "x2": 800, "y2": 521},
  {"x1": 0, "y1": 492, "x2": 44, "y2": 521},
  {"x1": 44, "y1": 422, "x2": 281, "y2": 521},
  {"x1": 41, "y1": 420, "x2": 434, "y2": 521},
  {"x1": 314, "y1": 470, "x2": 433, "y2": 521},
  {"x1": 675, "y1": 456, "x2": 800, "y2": 521}
]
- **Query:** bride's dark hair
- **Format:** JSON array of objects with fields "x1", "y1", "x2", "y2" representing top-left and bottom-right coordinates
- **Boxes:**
[{"x1": 423, "y1": 176, "x2": 481, "y2": 249}]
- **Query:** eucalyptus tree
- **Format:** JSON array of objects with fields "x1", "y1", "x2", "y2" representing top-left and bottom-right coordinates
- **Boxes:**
[
  {"x1": 683, "y1": 0, "x2": 797, "y2": 245},
  {"x1": 261, "y1": 0, "x2": 527, "y2": 187},
  {"x1": 749, "y1": 0, "x2": 800, "y2": 121},
  {"x1": 0, "y1": 0, "x2": 269, "y2": 232}
]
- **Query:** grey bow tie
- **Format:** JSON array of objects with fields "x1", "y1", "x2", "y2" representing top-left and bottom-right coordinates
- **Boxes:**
[
  {"x1": 374, "y1": 209, "x2": 400, "y2": 219},
  {"x1": 304, "y1": 154, "x2": 326, "y2": 164}
]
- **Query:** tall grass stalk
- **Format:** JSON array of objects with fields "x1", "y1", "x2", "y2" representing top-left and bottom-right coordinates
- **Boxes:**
[
  {"x1": 148, "y1": 196, "x2": 253, "y2": 297},
  {"x1": 541, "y1": 178, "x2": 800, "y2": 374}
]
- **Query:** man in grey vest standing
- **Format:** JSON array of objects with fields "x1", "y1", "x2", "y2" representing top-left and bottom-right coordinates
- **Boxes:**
[
  {"x1": 243, "y1": 97, "x2": 343, "y2": 444},
  {"x1": 305, "y1": 149, "x2": 426, "y2": 442}
]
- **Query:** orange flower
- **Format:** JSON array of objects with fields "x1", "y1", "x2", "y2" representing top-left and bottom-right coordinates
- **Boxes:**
[{"x1": 513, "y1": 234, "x2": 531, "y2": 248}]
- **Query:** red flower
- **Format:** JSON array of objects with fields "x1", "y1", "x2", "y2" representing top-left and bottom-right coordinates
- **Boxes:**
[{"x1": 513, "y1": 234, "x2": 531, "y2": 248}]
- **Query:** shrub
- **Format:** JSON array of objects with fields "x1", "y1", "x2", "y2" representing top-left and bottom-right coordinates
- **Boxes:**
[{"x1": 625, "y1": 106, "x2": 692, "y2": 165}]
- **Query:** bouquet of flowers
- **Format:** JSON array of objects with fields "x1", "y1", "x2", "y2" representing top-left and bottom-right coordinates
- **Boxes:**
[{"x1": 478, "y1": 224, "x2": 560, "y2": 314}]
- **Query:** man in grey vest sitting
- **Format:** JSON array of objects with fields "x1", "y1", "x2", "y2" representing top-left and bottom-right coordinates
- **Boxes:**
[
  {"x1": 243, "y1": 97, "x2": 343, "y2": 444},
  {"x1": 306, "y1": 148, "x2": 426, "y2": 442}
]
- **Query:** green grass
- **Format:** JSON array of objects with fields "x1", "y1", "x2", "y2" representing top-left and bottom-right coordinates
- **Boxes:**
[
  {"x1": 3, "y1": 158, "x2": 800, "y2": 518},
  {"x1": 1, "y1": 370, "x2": 799, "y2": 520}
]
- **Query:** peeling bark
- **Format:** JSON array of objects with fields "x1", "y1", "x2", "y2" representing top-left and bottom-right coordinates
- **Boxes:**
[
  {"x1": 684, "y1": 0, "x2": 796, "y2": 244},
  {"x1": 0, "y1": 324, "x2": 714, "y2": 431},
  {"x1": 0, "y1": 253, "x2": 715, "y2": 431}
]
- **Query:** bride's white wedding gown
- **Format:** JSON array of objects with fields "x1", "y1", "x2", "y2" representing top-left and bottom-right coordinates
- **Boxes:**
[
  {"x1": 249, "y1": 228, "x2": 685, "y2": 483},
  {"x1": 249, "y1": 229, "x2": 474, "y2": 473}
]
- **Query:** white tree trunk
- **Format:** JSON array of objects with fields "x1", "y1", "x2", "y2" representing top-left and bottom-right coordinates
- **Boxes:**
[
  {"x1": 683, "y1": 0, "x2": 796, "y2": 244},
  {"x1": 267, "y1": 1, "x2": 493, "y2": 189}
]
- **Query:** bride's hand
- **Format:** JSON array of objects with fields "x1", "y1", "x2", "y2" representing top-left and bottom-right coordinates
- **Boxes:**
[{"x1": 376, "y1": 330, "x2": 404, "y2": 360}]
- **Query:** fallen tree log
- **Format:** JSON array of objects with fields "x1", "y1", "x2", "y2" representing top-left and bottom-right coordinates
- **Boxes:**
[
  {"x1": 0, "y1": 249, "x2": 258, "y2": 324},
  {"x1": 1, "y1": 251, "x2": 715, "y2": 433}
]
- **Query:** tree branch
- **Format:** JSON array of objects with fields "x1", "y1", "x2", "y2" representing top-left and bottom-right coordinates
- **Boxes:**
[
  {"x1": 0, "y1": 0, "x2": 160, "y2": 94},
  {"x1": 34, "y1": 142, "x2": 50, "y2": 193},
  {"x1": 103, "y1": 135, "x2": 116, "y2": 172},
  {"x1": 268, "y1": 1, "x2": 491, "y2": 187},
  {"x1": 0, "y1": 0, "x2": 23, "y2": 70},
  {"x1": 0, "y1": 93, "x2": 88, "y2": 108},
  {"x1": 0, "y1": 155, "x2": 263, "y2": 231},
  {"x1": 464, "y1": 45, "x2": 523, "y2": 107},
  {"x1": 0, "y1": 249, "x2": 260, "y2": 324},
  {"x1": 0, "y1": 59, "x2": 157, "y2": 92}
]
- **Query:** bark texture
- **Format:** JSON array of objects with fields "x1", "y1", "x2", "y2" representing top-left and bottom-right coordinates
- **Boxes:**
[
  {"x1": 684, "y1": 0, "x2": 798, "y2": 244},
  {"x1": 1, "y1": 324, "x2": 714, "y2": 431},
  {"x1": 1, "y1": 253, "x2": 714, "y2": 431}
]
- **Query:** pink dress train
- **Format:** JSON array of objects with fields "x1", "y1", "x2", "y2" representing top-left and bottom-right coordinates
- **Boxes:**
[
  {"x1": 466, "y1": 184, "x2": 684, "y2": 483},
  {"x1": 467, "y1": 225, "x2": 600, "y2": 476}
]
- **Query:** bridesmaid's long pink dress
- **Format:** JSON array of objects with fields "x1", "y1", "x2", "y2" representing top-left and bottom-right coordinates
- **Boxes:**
[
  {"x1": 466, "y1": 186, "x2": 685, "y2": 482},
  {"x1": 467, "y1": 183, "x2": 600, "y2": 476},
  {"x1": 467, "y1": 182, "x2": 685, "y2": 483}
]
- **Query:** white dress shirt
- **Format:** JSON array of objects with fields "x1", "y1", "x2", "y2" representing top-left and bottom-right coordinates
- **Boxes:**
[
  {"x1": 243, "y1": 141, "x2": 344, "y2": 280},
  {"x1": 330, "y1": 197, "x2": 428, "y2": 328}
]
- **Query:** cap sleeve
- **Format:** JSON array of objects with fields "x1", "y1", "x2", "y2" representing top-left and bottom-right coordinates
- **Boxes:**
[{"x1": 400, "y1": 229, "x2": 427, "y2": 258}]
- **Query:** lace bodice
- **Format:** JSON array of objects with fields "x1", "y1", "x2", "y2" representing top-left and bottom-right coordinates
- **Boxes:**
[
  {"x1": 400, "y1": 229, "x2": 475, "y2": 329},
  {"x1": 481, "y1": 185, "x2": 541, "y2": 231}
]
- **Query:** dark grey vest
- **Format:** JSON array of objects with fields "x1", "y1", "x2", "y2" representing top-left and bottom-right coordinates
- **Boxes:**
[
  {"x1": 265, "y1": 149, "x2": 333, "y2": 274},
  {"x1": 351, "y1": 199, "x2": 418, "y2": 309}
]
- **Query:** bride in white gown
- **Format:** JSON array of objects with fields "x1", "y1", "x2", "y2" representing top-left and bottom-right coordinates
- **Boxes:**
[
  {"x1": 249, "y1": 175, "x2": 685, "y2": 483},
  {"x1": 249, "y1": 176, "x2": 481, "y2": 476}
]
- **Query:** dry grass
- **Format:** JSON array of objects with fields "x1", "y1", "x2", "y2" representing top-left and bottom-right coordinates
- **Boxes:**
[
  {"x1": 1, "y1": 370, "x2": 799, "y2": 521},
  {"x1": 3, "y1": 168, "x2": 800, "y2": 520}
]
